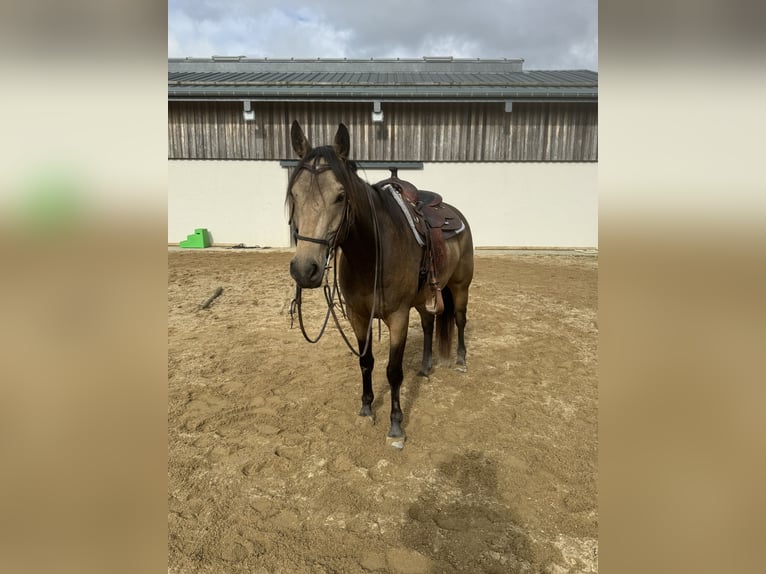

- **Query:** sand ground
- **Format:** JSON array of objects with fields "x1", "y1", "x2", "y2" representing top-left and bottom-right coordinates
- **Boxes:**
[{"x1": 168, "y1": 249, "x2": 598, "y2": 573}]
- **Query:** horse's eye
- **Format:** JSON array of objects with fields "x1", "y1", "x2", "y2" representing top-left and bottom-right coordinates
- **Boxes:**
[{"x1": 335, "y1": 192, "x2": 346, "y2": 204}]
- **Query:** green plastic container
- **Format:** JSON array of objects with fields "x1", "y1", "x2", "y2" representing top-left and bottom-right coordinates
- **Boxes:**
[{"x1": 179, "y1": 228, "x2": 211, "y2": 248}]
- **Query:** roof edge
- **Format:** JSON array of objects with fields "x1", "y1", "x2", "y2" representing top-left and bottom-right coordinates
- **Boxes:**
[{"x1": 168, "y1": 57, "x2": 526, "y2": 73}]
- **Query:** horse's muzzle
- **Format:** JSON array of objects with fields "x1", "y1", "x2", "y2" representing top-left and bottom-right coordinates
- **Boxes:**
[{"x1": 290, "y1": 256, "x2": 324, "y2": 288}]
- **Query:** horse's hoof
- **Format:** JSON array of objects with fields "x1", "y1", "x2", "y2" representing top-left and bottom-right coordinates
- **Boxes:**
[
  {"x1": 387, "y1": 422, "x2": 404, "y2": 441},
  {"x1": 455, "y1": 364, "x2": 467, "y2": 373},
  {"x1": 356, "y1": 414, "x2": 375, "y2": 426},
  {"x1": 417, "y1": 369, "x2": 430, "y2": 378},
  {"x1": 386, "y1": 435, "x2": 406, "y2": 450},
  {"x1": 359, "y1": 405, "x2": 373, "y2": 417}
]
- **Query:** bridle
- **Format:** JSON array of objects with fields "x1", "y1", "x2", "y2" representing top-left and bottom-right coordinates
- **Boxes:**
[
  {"x1": 290, "y1": 161, "x2": 350, "y2": 250},
  {"x1": 288, "y1": 159, "x2": 381, "y2": 357}
]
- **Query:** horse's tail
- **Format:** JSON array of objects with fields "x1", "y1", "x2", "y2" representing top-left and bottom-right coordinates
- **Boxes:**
[{"x1": 435, "y1": 286, "x2": 455, "y2": 360}]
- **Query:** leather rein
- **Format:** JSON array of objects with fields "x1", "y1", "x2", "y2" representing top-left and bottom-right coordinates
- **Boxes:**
[{"x1": 289, "y1": 161, "x2": 381, "y2": 357}]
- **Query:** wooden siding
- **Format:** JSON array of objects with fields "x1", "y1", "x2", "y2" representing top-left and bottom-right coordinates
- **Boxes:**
[{"x1": 168, "y1": 101, "x2": 597, "y2": 161}]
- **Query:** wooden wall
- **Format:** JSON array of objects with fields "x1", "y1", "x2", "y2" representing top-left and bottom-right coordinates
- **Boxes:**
[{"x1": 168, "y1": 101, "x2": 597, "y2": 162}]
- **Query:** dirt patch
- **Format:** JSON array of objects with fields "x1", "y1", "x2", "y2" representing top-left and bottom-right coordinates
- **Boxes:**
[{"x1": 168, "y1": 250, "x2": 598, "y2": 573}]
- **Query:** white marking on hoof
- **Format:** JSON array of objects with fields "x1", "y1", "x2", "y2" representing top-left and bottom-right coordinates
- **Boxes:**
[
  {"x1": 455, "y1": 364, "x2": 467, "y2": 373},
  {"x1": 386, "y1": 436, "x2": 406, "y2": 450},
  {"x1": 356, "y1": 415, "x2": 375, "y2": 426}
]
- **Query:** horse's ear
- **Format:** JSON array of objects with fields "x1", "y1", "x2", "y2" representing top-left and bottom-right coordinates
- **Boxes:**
[
  {"x1": 333, "y1": 123, "x2": 350, "y2": 160},
  {"x1": 291, "y1": 120, "x2": 311, "y2": 158}
]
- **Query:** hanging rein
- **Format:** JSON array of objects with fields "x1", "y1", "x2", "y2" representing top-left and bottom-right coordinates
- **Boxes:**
[{"x1": 288, "y1": 161, "x2": 382, "y2": 357}]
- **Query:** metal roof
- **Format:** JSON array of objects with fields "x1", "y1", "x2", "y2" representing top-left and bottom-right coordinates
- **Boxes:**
[{"x1": 168, "y1": 57, "x2": 597, "y2": 103}]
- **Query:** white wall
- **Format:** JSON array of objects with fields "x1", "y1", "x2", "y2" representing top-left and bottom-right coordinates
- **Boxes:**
[
  {"x1": 421, "y1": 163, "x2": 598, "y2": 248},
  {"x1": 169, "y1": 161, "x2": 290, "y2": 247},
  {"x1": 169, "y1": 161, "x2": 597, "y2": 248}
]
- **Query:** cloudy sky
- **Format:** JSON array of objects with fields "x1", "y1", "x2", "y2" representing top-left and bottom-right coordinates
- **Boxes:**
[{"x1": 168, "y1": 0, "x2": 598, "y2": 70}]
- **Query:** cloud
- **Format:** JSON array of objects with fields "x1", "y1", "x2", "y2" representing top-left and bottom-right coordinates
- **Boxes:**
[
  {"x1": 169, "y1": 4, "x2": 353, "y2": 58},
  {"x1": 168, "y1": 0, "x2": 597, "y2": 70}
]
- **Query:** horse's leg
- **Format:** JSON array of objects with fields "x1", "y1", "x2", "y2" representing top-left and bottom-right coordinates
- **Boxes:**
[
  {"x1": 416, "y1": 307, "x2": 434, "y2": 376},
  {"x1": 349, "y1": 312, "x2": 375, "y2": 418},
  {"x1": 452, "y1": 287, "x2": 470, "y2": 369},
  {"x1": 358, "y1": 336, "x2": 375, "y2": 417},
  {"x1": 386, "y1": 309, "x2": 410, "y2": 438}
]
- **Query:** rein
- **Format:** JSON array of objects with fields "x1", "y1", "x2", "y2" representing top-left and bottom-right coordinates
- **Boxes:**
[{"x1": 289, "y1": 170, "x2": 381, "y2": 357}]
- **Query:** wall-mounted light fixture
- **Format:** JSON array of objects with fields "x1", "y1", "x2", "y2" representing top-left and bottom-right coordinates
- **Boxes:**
[
  {"x1": 504, "y1": 100, "x2": 513, "y2": 113},
  {"x1": 243, "y1": 101, "x2": 255, "y2": 121},
  {"x1": 371, "y1": 100, "x2": 384, "y2": 123}
]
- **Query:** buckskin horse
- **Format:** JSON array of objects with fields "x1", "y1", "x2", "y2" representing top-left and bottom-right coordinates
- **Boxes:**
[{"x1": 286, "y1": 121, "x2": 474, "y2": 444}]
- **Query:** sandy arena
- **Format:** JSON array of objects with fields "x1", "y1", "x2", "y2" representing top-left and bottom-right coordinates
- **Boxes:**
[{"x1": 168, "y1": 249, "x2": 598, "y2": 573}]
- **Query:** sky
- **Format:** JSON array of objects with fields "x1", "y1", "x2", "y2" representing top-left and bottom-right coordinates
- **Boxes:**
[{"x1": 168, "y1": 0, "x2": 598, "y2": 71}]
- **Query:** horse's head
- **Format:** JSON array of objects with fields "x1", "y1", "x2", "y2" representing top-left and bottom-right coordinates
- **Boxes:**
[{"x1": 286, "y1": 121, "x2": 353, "y2": 288}]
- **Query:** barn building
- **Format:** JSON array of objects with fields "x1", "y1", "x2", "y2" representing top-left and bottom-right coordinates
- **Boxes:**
[{"x1": 168, "y1": 57, "x2": 597, "y2": 248}]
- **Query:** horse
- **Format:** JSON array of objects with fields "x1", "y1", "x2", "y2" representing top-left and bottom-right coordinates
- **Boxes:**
[{"x1": 285, "y1": 120, "x2": 474, "y2": 443}]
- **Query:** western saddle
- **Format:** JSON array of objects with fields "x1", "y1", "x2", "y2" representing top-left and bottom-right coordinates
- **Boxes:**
[{"x1": 374, "y1": 169, "x2": 466, "y2": 315}]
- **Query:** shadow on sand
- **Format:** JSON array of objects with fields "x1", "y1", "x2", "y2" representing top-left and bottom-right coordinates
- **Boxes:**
[{"x1": 400, "y1": 450, "x2": 560, "y2": 573}]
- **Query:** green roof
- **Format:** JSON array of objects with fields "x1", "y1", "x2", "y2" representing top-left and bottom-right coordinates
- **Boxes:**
[{"x1": 168, "y1": 57, "x2": 597, "y2": 102}]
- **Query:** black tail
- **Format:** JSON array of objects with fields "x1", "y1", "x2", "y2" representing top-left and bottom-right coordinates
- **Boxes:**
[{"x1": 435, "y1": 286, "x2": 455, "y2": 360}]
